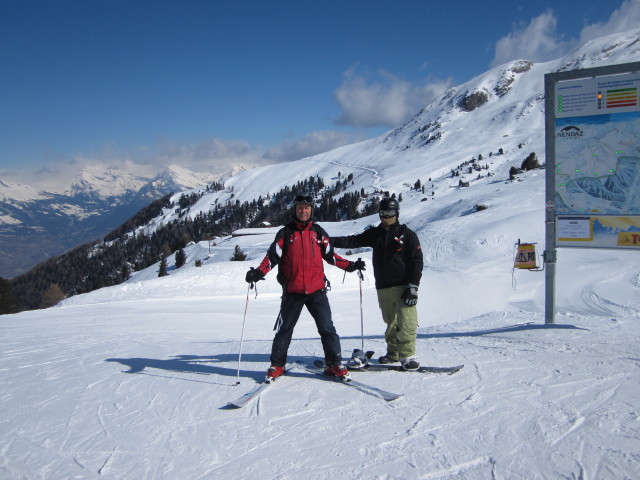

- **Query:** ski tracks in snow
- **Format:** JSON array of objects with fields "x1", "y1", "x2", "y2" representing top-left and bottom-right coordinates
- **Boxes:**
[
  {"x1": 326, "y1": 159, "x2": 383, "y2": 191},
  {"x1": 2, "y1": 289, "x2": 640, "y2": 479}
]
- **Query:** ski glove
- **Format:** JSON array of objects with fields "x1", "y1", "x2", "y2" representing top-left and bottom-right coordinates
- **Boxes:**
[
  {"x1": 346, "y1": 258, "x2": 366, "y2": 272},
  {"x1": 401, "y1": 283, "x2": 418, "y2": 306},
  {"x1": 245, "y1": 268, "x2": 264, "y2": 284}
]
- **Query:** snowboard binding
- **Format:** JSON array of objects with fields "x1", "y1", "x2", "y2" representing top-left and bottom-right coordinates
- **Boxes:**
[{"x1": 347, "y1": 349, "x2": 374, "y2": 369}]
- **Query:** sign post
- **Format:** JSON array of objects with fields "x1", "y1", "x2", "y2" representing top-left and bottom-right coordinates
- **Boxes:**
[{"x1": 544, "y1": 62, "x2": 640, "y2": 324}]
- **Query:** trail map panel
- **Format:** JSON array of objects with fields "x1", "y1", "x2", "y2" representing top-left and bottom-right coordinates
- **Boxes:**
[{"x1": 552, "y1": 68, "x2": 640, "y2": 249}]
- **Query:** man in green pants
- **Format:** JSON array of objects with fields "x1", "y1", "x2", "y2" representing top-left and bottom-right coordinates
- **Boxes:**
[{"x1": 331, "y1": 197, "x2": 423, "y2": 370}]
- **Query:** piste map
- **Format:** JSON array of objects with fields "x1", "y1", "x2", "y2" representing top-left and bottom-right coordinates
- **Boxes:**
[{"x1": 554, "y1": 111, "x2": 640, "y2": 215}]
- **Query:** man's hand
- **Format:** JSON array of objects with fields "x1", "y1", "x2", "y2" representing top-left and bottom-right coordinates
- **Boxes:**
[
  {"x1": 346, "y1": 258, "x2": 366, "y2": 272},
  {"x1": 245, "y1": 268, "x2": 264, "y2": 284},
  {"x1": 401, "y1": 284, "x2": 418, "y2": 306}
]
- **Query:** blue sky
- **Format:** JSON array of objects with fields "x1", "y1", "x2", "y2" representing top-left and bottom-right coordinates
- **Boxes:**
[{"x1": 1, "y1": 0, "x2": 639, "y2": 183}]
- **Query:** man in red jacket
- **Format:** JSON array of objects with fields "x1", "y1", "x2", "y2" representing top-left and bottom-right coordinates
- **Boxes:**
[{"x1": 245, "y1": 195, "x2": 363, "y2": 381}]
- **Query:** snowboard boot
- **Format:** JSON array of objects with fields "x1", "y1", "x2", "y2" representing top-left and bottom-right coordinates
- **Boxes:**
[
  {"x1": 401, "y1": 357, "x2": 420, "y2": 371},
  {"x1": 265, "y1": 365, "x2": 285, "y2": 382},
  {"x1": 324, "y1": 364, "x2": 350, "y2": 381},
  {"x1": 378, "y1": 354, "x2": 399, "y2": 364}
]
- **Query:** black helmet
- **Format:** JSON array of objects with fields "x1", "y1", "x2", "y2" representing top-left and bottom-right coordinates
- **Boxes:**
[{"x1": 379, "y1": 197, "x2": 399, "y2": 218}]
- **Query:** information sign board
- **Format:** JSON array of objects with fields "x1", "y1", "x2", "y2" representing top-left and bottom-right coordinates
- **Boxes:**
[{"x1": 552, "y1": 69, "x2": 640, "y2": 249}]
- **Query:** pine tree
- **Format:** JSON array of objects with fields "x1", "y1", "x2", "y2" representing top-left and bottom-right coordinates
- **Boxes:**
[
  {"x1": 175, "y1": 248, "x2": 187, "y2": 268},
  {"x1": 230, "y1": 245, "x2": 247, "y2": 261},
  {"x1": 158, "y1": 256, "x2": 169, "y2": 277},
  {"x1": 521, "y1": 152, "x2": 540, "y2": 171}
]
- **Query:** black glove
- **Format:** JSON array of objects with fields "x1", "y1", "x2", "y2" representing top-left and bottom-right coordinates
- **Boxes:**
[
  {"x1": 346, "y1": 258, "x2": 366, "y2": 272},
  {"x1": 401, "y1": 284, "x2": 418, "y2": 306},
  {"x1": 245, "y1": 268, "x2": 264, "y2": 284}
]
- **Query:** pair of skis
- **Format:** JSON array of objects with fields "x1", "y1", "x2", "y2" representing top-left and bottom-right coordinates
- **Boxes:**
[
  {"x1": 227, "y1": 357, "x2": 464, "y2": 409},
  {"x1": 226, "y1": 362, "x2": 400, "y2": 408}
]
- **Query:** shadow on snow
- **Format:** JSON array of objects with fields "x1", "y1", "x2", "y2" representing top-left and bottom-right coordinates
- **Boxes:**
[
  {"x1": 106, "y1": 352, "x2": 321, "y2": 383},
  {"x1": 105, "y1": 322, "x2": 583, "y2": 382}
]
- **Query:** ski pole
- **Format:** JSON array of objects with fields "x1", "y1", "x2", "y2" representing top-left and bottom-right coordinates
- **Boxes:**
[
  {"x1": 236, "y1": 283, "x2": 252, "y2": 385},
  {"x1": 357, "y1": 258, "x2": 365, "y2": 352}
]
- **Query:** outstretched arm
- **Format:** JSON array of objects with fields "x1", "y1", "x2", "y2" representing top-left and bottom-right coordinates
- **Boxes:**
[
  {"x1": 319, "y1": 232, "x2": 365, "y2": 272},
  {"x1": 332, "y1": 227, "x2": 377, "y2": 249}
]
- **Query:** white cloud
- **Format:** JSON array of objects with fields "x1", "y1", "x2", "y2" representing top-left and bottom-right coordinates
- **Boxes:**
[
  {"x1": 0, "y1": 155, "x2": 158, "y2": 193},
  {"x1": 491, "y1": 11, "x2": 568, "y2": 67},
  {"x1": 2, "y1": 130, "x2": 370, "y2": 190},
  {"x1": 157, "y1": 132, "x2": 363, "y2": 169},
  {"x1": 333, "y1": 66, "x2": 452, "y2": 128},
  {"x1": 579, "y1": 0, "x2": 640, "y2": 43},
  {"x1": 265, "y1": 130, "x2": 366, "y2": 162},
  {"x1": 156, "y1": 138, "x2": 260, "y2": 172},
  {"x1": 491, "y1": 1, "x2": 640, "y2": 67}
]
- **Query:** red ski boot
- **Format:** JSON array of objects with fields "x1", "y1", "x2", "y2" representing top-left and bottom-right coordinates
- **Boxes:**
[
  {"x1": 324, "y1": 364, "x2": 350, "y2": 381},
  {"x1": 265, "y1": 365, "x2": 285, "y2": 383}
]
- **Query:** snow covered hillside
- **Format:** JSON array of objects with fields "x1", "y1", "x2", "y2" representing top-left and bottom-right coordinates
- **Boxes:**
[
  {"x1": 1, "y1": 225, "x2": 638, "y2": 479},
  {"x1": 1, "y1": 28, "x2": 639, "y2": 479}
]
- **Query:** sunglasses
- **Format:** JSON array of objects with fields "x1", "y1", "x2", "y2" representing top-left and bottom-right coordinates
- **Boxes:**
[
  {"x1": 295, "y1": 195, "x2": 313, "y2": 204},
  {"x1": 379, "y1": 210, "x2": 397, "y2": 218}
]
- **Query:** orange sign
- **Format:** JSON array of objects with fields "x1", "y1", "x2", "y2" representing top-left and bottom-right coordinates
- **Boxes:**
[{"x1": 617, "y1": 232, "x2": 640, "y2": 247}]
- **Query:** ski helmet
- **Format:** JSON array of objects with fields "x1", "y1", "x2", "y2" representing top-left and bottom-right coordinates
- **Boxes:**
[
  {"x1": 378, "y1": 197, "x2": 399, "y2": 219},
  {"x1": 293, "y1": 194, "x2": 314, "y2": 222}
]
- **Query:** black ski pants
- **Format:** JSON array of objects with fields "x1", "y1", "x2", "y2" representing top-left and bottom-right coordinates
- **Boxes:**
[{"x1": 271, "y1": 289, "x2": 342, "y2": 367}]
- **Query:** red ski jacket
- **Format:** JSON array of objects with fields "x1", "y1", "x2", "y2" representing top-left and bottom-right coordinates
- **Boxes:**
[{"x1": 256, "y1": 219, "x2": 351, "y2": 294}]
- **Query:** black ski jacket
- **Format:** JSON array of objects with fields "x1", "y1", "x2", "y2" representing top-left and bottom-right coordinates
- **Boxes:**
[{"x1": 332, "y1": 222, "x2": 423, "y2": 289}]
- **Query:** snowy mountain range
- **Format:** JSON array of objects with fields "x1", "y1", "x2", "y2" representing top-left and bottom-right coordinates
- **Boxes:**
[
  {"x1": 2, "y1": 28, "x2": 640, "y2": 480},
  {"x1": 3, "y1": 27, "x2": 640, "y2": 283},
  {"x1": 0, "y1": 164, "x2": 219, "y2": 278}
]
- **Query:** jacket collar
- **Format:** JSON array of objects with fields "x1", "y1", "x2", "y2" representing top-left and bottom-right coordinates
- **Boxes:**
[
  {"x1": 291, "y1": 218, "x2": 313, "y2": 231},
  {"x1": 379, "y1": 221, "x2": 400, "y2": 232}
]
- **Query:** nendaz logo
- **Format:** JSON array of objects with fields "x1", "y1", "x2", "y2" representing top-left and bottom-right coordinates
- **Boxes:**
[{"x1": 557, "y1": 126, "x2": 584, "y2": 138}]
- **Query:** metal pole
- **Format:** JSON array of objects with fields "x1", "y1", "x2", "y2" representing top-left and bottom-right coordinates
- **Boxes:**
[
  {"x1": 236, "y1": 284, "x2": 251, "y2": 384},
  {"x1": 544, "y1": 72, "x2": 557, "y2": 324}
]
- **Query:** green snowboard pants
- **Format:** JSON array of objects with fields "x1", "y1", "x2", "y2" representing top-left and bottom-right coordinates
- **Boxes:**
[{"x1": 376, "y1": 285, "x2": 418, "y2": 360}]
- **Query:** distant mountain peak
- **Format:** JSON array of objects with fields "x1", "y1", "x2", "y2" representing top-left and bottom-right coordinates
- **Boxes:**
[{"x1": 67, "y1": 166, "x2": 149, "y2": 198}]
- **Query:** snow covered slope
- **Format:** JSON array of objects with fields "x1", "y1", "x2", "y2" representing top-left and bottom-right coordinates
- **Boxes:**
[{"x1": 0, "y1": 28, "x2": 639, "y2": 480}]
